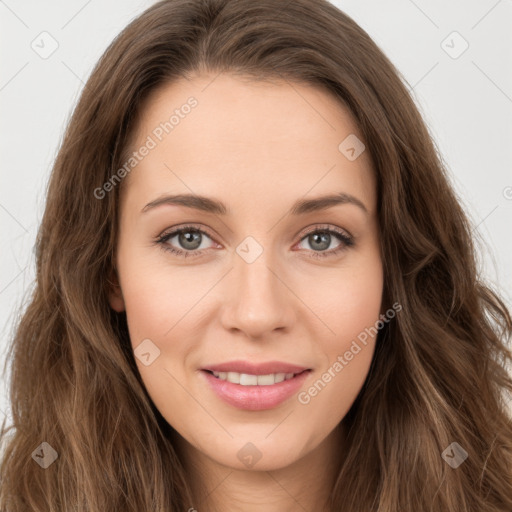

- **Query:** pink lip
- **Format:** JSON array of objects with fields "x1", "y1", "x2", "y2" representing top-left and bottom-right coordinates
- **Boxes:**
[
  {"x1": 202, "y1": 360, "x2": 309, "y2": 375},
  {"x1": 201, "y1": 368, "x2": 312, "y2": 411}
]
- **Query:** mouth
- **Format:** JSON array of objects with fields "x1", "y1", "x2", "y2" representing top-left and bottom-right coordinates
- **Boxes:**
[{"x1": 200, "y1": 366, "x2": 312, "y2": 411}]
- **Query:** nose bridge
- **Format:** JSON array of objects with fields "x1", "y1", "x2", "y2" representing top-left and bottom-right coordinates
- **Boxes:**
[{"x1": 221, "y1": 234, "x2": 294, "y2": 336}]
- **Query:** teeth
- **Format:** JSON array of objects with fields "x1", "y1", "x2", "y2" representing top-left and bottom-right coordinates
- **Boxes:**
[
  {"x1": 273, "y1": 373, "x2": 286, "y2": 383},
  {"x1": 211, "y1": 371, "x2": 297, "y2": 385},
  {"x1": 241, "y1": 374, "x2": 258, "y2": 385},
  {"x1": 227, "y1": 371, "x2": 240, "y2": 384}
]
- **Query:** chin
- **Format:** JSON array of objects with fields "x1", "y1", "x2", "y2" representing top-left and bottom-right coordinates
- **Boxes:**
[{"x1": 198, "y1": 433, "x2": 309, "y2": 472}]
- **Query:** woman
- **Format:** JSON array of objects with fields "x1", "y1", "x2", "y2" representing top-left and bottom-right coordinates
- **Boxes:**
[{"x1": 1, "y1": 0, "x2": 511, "y2": 510}]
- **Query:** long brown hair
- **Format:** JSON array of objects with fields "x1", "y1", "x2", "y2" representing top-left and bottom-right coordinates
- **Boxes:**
[{"x1": 1, "y1": 0, "x2": 511, "y2": 510}]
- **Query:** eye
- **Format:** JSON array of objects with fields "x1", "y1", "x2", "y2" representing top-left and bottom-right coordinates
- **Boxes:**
[
  {"x1": 295, "y1": 224, "x2": 354, "y2": 259},
  {"x1": 155, "y1": 225, "x2": 216, "y2": 258},
  {"x1": 154, "y1": 223, "x2": 354, "y2": 259}
]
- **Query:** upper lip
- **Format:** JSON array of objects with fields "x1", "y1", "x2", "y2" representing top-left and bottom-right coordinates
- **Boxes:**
[{"x1": 202, "y1": 360, "x2": 310, "y2": 375}]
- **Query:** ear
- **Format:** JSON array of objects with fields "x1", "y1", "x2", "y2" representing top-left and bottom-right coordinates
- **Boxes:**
[{"x1": 107, "y1": 267, "x2": 125, "y2": 312}]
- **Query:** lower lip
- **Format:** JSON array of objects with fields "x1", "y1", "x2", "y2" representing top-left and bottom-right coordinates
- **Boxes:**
[{"x1": 201, "y1": 370, "x2": 311, "y2": 411}]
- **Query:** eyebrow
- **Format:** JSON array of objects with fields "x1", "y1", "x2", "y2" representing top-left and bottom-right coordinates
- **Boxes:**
[{"x1": 141, "y1": 192, "x2": 368, "y2": 216}]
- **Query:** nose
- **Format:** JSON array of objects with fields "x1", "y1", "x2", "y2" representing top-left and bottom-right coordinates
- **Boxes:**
[{"x1": 219, "y1": 244, "x2": 297, "y2": 340}]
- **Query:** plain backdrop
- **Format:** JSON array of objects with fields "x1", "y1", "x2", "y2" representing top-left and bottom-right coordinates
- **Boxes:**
[{"x1": 1, "y1": 0, "x2": 511, "y2": 424}]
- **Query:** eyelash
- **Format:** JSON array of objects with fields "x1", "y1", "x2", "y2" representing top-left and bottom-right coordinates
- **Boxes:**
[{"x1": 154, "y1": 223, "x2": 354, "y2": 260}]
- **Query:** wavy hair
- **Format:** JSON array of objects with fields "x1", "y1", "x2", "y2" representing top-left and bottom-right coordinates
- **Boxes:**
[{"x1": 1, "y1": 0, "x2": 511, "y2": 510}]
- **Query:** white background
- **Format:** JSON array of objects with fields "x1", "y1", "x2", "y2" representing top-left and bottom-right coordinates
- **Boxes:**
[{"x1": 1, "y1": 0, "x2": 511, "y2": 423}]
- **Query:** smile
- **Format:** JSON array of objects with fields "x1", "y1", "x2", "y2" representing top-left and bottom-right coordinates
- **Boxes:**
[{"x1": 201, "y1": 369, "x2": 312, "y2": 411}]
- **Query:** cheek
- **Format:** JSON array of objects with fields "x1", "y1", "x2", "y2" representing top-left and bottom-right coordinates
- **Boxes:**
[
  {"x1": 301, "y1": 256, "x2": 384, "y2": 344},
  {"x1": 117, "y1": 256, "x2": 206, "y2": 392},
  {"x1": 117, "y1": 262, "x2": 198, "y2": 425},
  {"x1": 119, "y1": 254, "x2": 204, "y2": 343}
]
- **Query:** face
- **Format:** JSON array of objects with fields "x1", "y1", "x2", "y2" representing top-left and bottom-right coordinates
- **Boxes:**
[{"x1": 109, "y1": 73, "x2": 383, "y2": 472}]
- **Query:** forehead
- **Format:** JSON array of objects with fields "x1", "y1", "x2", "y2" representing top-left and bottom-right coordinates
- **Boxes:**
[{"x1": 121, "y1": 73, "x2": 376, "y2": 215}]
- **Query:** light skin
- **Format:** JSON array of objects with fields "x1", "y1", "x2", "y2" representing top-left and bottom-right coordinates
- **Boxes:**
[{"x1": 108, "y1": 72, "x2": 384, "y2": 511}]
